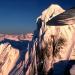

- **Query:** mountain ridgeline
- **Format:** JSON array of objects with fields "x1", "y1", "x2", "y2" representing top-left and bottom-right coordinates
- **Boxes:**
[{"x1": 0, "y1": 4, "x2": 75, "y2": 75}]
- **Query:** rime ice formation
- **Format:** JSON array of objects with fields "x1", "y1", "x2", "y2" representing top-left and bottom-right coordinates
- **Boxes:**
[
  {"x1": 36, "y1": 4, "x2": 75, "y2": 75},
  {"x1": 0, "y1": 4, "x2": 75, "y2": 75}
]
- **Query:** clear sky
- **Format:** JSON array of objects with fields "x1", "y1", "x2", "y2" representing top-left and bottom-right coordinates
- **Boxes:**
[{"x1": 0, "y1": 0, "x2": 75, "y2": 34}]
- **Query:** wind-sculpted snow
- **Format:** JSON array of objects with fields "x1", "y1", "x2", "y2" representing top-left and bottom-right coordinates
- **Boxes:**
[
  {"x1": 36, "y1": 4, "x2": 75, "y2": 75},
  {"x1": 0, "y1": 4, "x2": 75, "y2": 75}
]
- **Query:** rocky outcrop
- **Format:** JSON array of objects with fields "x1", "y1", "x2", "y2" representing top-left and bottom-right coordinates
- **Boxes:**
[
  {"x1": 0, "y1": 4, "x2": 75, "y2": 75},
  {"x1": 0, "y1": 33, "x2": 33, "y2": 75},
  {"x1": 0, "y1": 43, "x2": 19, "y2": 75},
  {"x1": 36, "y1": 4, "x2": 75, "y2": 75},
  {"x1": 17, "y1": 4, "x2": 75, "y2": 75}
]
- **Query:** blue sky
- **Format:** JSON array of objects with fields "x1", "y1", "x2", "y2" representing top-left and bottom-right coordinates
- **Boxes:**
[{"x1": 0, "y1": 0, "x2": 75, "y2": 34}]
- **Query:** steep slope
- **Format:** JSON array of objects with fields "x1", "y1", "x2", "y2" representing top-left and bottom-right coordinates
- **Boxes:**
[
  {"x1": 0, "y1": 33, "x2": 33, "y2": 75},
  {"x1": 36, "y1": 4, "x2": 75, "y2": 75},
  {"x1": 0, "y1": 43, "x2": 19, "y2": 75},
  {"x1": 0, "y1": 4, "x2": 75, "y2": 75}
]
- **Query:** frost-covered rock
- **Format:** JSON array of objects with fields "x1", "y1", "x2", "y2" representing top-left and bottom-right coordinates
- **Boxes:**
[
  {"x1": 0, "y1": 43, "x2": 19, "y2": 75},
  {"x1": 36, "y1": 4, "x2": 75, "y2": 75}
]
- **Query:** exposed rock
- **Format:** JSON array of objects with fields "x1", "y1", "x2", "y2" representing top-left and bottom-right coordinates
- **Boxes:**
[
  {"x1": 0, "y1": 33, "x2": 33, "y2": 75},
  {"x1": 36, "y1": 4, "x2": 75, "y2": 75},
  {"x1": 0, "y1": 4, "x2": 75, "y2": 75},
  {"x1": 0, "y1": 43, "x2": 19, "y2": 75}
]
